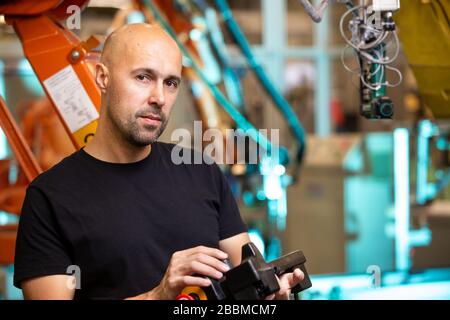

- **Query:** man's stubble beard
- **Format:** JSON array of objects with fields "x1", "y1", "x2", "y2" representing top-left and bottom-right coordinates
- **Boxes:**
[{"x1": 106, "y1": 93, "x2": 169, "y2": 147}]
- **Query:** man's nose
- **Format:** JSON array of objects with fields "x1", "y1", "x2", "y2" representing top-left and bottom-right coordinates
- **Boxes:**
[{"x1": 148, "y1": 81, "x2": 165, "y2": 107}]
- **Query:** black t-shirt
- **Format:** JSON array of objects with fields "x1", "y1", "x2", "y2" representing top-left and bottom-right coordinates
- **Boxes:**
[{"x1": 14, "y1": 142, "x2": 247, "y2": 299}]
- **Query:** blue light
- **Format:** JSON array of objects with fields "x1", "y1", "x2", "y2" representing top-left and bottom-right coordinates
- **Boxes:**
[
  {"x1": 0, "y1": 213, "x2": 9, "y2": 225},
  {"x1": 242, "y1": 191, "x2": 254, "y2": 206},
  {"x1": 436, "y1": 137, "x2": 450, "y2": 150},
  {"x1": 260, "y1": 156, "x2": 288, "y2": 230},
  {"x1": 190, "y1": 81, "x2": 204, "y2": 98},
  {"x1": 393, "y1": 128, "x2": 410, "y2": 271},
  {"x1": 393, "y1": 127, "x2": 432, "y2": 271},
  {"x1": 0, "y1": 60, "x2": 8, "y2": 159},
  {"x1": 0, "y1": 212, "x2": 18, "y2": 226},
  {"x1": 126, "y1": 11, "x2": 145, "y2": 24},
  {"x1": 261, "y1": 157, "x2": 282, "y2": 201},
  {"x1": 256, "y1": 190, "x2": 266, "y2": 201},
  {"x1": 343, "y1": 281, "x2": 450, "y2": 300},
  {"x1": 248, "y1": 228, "x2": 265, "y2": 257},
  {"x1": 343, "y1": 142, "x2": 364, "y2": 173},
  {"x1": 302, "y1": 269, "x2": 450, "y2": 300},
  {"x1": 190, "y1": 17, "x2": 222, "y2": 85},
  {"x1": 416, "y1": 120, "x2": 434, "y2": 204},
  {"x1": 266, "y1": 237, "x2": 281, "y2": 262},
  {"x1": 273, "y1": 164, "x2": 285, "y2": 176},
  {"x1": 189, "y1": 29, "x2": 202, "y2": 42},
  {"x1": 264, "y1": 175, "x2": 282, "y2": 200},
  {"x1": 17, "y1": 59, "x2": 44, "y2": 97}
]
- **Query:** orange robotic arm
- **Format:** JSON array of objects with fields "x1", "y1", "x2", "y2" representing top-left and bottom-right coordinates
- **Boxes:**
[
  {"x1": 1, "y1": 0, "x2": 101, "y2": 149},
  {"x1": 0, "y1": 0, "x2": 101, "y2": 265}
]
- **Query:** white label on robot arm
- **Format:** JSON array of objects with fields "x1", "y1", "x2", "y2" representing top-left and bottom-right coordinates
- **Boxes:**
[
  {"x1": 372, "y1": 0, "x2": 400, "y2": 11},
  {"x1": 43, "y1": 65, "x2": 99, "y2": 133}
]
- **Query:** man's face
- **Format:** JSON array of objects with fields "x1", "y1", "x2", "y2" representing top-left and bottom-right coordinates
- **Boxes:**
[{"x1": 102, "y1": 34, "x2": 182, "y2": 146}]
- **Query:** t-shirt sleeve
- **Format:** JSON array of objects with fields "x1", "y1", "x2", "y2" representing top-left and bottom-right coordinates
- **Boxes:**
[
  {"x1": 14, "y1": 185, "x2": 72, "y2": 289},
  {"x1": 212, "y1": 164, "x2": 248, "y2": 240}
]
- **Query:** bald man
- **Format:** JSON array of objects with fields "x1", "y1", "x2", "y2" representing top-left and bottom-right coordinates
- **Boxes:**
[{"x1": 13, "y1": 24, "x2": 303, "y2": 300}]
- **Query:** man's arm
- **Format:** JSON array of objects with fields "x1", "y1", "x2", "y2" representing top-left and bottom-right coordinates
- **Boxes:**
[
  {"x1": 219, "y1": 232, "x2": 251, "y2": 266},
  {"x1": 21, "y1": 275, "x2": 75, "y2": 300},
  {"x1": 21, "y1": 275, "x2": 160, "y2": 300},
  {"x1": 21, "y1": 245, "x2": 231, "y2": 300}
]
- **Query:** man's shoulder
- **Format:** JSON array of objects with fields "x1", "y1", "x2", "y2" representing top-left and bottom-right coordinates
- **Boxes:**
[{"x1": 29, "y1": 150, "x2": 82, "y2": 189}]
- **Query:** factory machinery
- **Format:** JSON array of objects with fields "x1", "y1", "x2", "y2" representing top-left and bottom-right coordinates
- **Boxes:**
[
  {"x1": 296, "y1": 0, "x2": 450, "y2": 300},
  {"x1": 0, "y1": 0, "x2": 449, "y2": 299}
]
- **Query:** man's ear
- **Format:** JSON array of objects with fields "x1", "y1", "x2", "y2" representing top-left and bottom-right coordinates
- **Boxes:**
[{"x1": 95, "y1": 63, "x2": 109, "y2": 93}]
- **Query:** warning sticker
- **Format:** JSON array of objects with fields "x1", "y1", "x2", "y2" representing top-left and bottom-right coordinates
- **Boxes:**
[{"x1": 43, "y1": 65, "x2": 99, "y2": 133}]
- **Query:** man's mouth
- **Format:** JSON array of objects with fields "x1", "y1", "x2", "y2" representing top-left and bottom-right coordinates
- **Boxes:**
[{"x1": 140, "y1": 115, "x2": 162, "y2": 126}]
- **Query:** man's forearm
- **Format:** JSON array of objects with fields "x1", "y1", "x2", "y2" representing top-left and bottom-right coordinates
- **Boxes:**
[{"x1": 125, "y1": 285, "x2": 165, "y2": 300}]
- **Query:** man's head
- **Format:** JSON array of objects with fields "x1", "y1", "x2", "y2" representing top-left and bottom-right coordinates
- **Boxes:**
[{"x1": 95, "y1": 23, "x2": 182, "y2": 146}]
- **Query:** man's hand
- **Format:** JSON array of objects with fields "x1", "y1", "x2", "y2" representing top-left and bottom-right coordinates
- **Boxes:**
[
  {"x1": 149, "y1": 246, "x2": 231, "y2": 300},
  {"x1": 265, "y1": 268, "x2": 305, "y2": 300}
]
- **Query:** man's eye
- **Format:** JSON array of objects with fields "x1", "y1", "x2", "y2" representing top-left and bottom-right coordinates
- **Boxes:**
[
  {"x1": 136, "y1": 74, "x2": 149, "y2": 81},
  {"x1": 166, "y1": 80, "x2": 178, "y2": 88}
]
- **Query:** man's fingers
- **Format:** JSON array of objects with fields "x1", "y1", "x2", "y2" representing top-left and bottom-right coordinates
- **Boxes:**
[
  {"x1": 265, "y1": 294, "x2": 275, "y2": 300},
  {"x1": 292, "y1": 268, "x2": 305, "y2": 286},
  {"x1": 289, "y1": 269, "x2": 304, "y2": 285},
  {"x1": 163, "y1": 247, "x2": 228, "y2": 299},
  {"x1": 274, "y1": 268, "x2": 305, "y2": 299},
  {"x1": 188, "y1": 260, "x2": 224, "y2": 279},
  {"x1": 193, "y1": 253, "x2": 230, "y2": 273},
  {"x1": 185, "y1": 246, "x2": 228, "y2": 260},
  {"x1": 177, "y1": 254, "x2": 230, "y2": 278},
  {"x1": 281, "y1": 269, "x2": 304, "y2": 288},
  {"x1": 189, "y1": 246, "x2": 228, "y2": 260},
  {"x1": 181, "y1": 275, "x2": 212, "y2": 288}
]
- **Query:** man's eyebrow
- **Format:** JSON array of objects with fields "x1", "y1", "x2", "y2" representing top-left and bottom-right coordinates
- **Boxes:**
[{"x1": 133, "y1": 68, "x2": 181, "y2": 83}]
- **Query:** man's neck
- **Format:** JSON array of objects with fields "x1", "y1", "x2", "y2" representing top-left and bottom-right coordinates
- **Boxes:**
[{"x1": 83, "y1": 125, "x2": 151, "y2": 164}]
